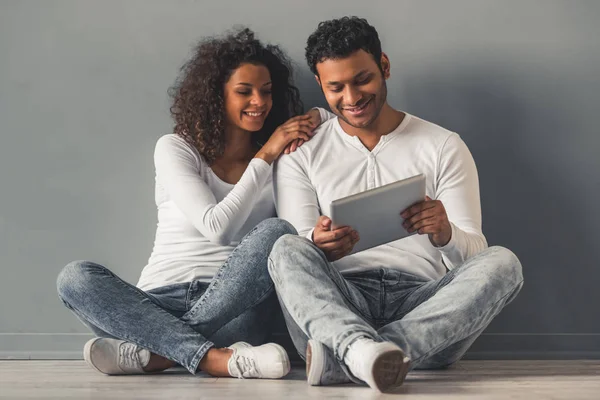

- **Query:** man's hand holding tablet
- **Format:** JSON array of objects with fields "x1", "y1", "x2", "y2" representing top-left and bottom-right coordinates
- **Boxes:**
[
  {"x1": 312, "y1": 216, "x2": 360, "y2": 261},
  {"x1": 401, "y1": 196, "x2": 452, "y2": 247}
]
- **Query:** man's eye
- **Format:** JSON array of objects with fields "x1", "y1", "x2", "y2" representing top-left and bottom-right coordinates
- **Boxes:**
[
  {"x1": 356, "y1": 78, "x2": 370, "y2": 85},
  {"x1": 330, "y1": 87, "x2": 342, "y2": 93}
]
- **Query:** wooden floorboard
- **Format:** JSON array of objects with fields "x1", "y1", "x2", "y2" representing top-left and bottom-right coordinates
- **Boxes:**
[{"x1": 1, "y1": 360, "x2": 599, "y2": 399}]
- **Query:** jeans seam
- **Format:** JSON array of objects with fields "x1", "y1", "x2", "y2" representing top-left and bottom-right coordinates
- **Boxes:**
[
  {"x1": 410, "y1": 279, "x2": 524, "y2": 366},
  {"x1": 380, "y1": 272, "x2": 386, "y2": 321},
  {"x1": 183, "y1": 225, "x2": 262, "y2": 320},
  {"x1": 186, "y1": 282, "x2": 196, "y2": 311},
  {"x1": 308, "y1": 243, "x2": 374, "y2": 325}
]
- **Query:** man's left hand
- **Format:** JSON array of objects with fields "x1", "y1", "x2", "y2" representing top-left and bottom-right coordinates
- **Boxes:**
[{"x1": 401, "y1": 196, "x2": 452, "y2": 247}]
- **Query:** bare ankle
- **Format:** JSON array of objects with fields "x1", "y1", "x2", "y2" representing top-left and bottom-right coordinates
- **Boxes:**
[
  {"x1": 198, "y1": 348, "x2": 233, "y2": 377},
  {"x1": 143, "y1": 353, "x2": 176, "y2": 372}
]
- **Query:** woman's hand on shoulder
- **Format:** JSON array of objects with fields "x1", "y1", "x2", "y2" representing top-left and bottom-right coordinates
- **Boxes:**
[
  {"x1": 255, "y1": 113, "x2": 317, "y2": 164},
  {"x1": 283, "y1": 109, "x2": 323, "y2": 155}
]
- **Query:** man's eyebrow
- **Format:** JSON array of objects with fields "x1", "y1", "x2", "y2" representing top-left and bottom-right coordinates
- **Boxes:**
[{"x1": 325, "y1": 70, "x2": 370, "y2": 85}]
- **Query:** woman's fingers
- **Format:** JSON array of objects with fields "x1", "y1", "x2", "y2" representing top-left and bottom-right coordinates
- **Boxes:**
[{"x1": 279, "y1": 118, "x2": 315, "y2": 138}]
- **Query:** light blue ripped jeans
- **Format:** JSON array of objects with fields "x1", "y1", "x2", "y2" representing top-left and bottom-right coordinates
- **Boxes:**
[
  {"x1": 268, "y1": 235, "x2": 523, "y2": 370},
  {"x1": 56, "y1": 218, "x2": 296, "y2": 374}
]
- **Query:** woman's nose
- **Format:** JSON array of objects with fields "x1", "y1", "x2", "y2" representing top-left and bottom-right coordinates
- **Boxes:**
[{"x1": 250, "y1": 93, "x2": 267, "y2": 107}]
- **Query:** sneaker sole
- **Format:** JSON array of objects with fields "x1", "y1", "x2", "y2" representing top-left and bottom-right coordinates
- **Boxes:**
[
  {"x1": 370, "y1": 350, "x2": 411, "y2": 392},
  {"x1": 306, "y1": 340, "x2": 325, "y2": 386},
  {"x1": 83, "y1": 337, "x2": 106, "y2": 375}
]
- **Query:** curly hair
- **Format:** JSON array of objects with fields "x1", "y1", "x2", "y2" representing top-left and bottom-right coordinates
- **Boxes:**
[
  {"x1": 169, "y1": 28, "x2": 303, "y2": 165},
  {"x1": 305, "y1": 16, "x2": 382, "y2": 75}
]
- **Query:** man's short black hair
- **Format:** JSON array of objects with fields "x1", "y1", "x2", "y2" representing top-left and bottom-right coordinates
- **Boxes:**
[{"x1": 305, "y1": 16, "x2": 382, "y2": 75}]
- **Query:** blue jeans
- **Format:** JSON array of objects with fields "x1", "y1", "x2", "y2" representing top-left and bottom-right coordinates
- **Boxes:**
[
  {"x1": 268, "y1": 235, "x2": 523, "y2": 370},
  {"x1": 56, "y1": 218, "x2": 297, "y2": 374}
]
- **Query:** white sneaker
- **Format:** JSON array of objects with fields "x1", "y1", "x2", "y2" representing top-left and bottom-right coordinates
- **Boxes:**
[
  {"x1": 306, "y1": 340, "x2": 351, "y2": 386},
  {"x1": 228, "y1": 342, "x2": 252, "y2": 351},
  {"x1": 83, "y1": 338, "x2": 150, "y2": 375},
  {"x1": 344, "y1": 338, "x2": 411, "y2": 392},
  {"x1": 227, "y1": 342, "x2": 290, "y2": 379}
]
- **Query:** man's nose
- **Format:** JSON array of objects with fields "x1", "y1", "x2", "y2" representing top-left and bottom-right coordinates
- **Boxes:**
[{"x1": 343, "y1": 86, "x2": 362, "y2": 106}]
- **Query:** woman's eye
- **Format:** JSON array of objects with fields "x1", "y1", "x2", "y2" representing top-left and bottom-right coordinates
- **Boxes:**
[{"x1": 236, "y1": 91, "x2": 251, "y2": 95}]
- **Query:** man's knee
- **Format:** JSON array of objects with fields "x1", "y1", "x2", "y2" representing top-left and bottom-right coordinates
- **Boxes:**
[
  {"x1": 485, "y1": 246, "x2": 523, "y2": 285},
  {"x1": 474, "y1": 246, "x2": 524, "y2": 302},
  {"x1": 271, "y1": 233, "x2": 308, "y2": 258},
  {"x1": 268, "y1": 234, "x2": 308, "y2": 278}
]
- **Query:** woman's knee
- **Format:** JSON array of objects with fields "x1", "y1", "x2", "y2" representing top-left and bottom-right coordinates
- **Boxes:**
[
  {"x1": 56, "y1": 260, "x2": 104, "y2": 302},
  {"x1": 256, "y1": 218, "x2": 297, "y2": 240}
]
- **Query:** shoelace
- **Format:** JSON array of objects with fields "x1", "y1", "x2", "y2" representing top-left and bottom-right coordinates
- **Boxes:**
[
  {"x1": 230, "y1": 351, "x2": 258, "y2": 379},
  {"x1": 118, "y1": 343, "x2": 141, "y2": 371}
]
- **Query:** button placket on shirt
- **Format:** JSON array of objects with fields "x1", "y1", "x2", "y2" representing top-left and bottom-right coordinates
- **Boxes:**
[{"x1": 367, "y1": 153, "x2": 376, "y2": 189}]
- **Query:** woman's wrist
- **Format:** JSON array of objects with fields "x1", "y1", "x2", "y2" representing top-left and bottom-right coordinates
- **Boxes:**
[
  {"x1": 254, "y1": 150, "x2": 276, "y2": 165},
  {"x1": 307, "y1": 108, "x2": 322, "y2": 126}
]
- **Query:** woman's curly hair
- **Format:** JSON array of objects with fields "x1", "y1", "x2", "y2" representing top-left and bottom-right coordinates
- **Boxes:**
[{"x1": 169, "y1": 28, "x2": 303, "y2": 165}]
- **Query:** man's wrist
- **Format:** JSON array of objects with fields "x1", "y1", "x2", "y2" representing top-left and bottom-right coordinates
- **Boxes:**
[{"x1": 434, "y1": 223, "x2": 456, "y2": 249}]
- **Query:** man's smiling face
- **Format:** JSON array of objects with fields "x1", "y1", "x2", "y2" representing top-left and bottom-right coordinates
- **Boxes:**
[{"x1": 315, "y1": 49, "x2": 390, "y2": 129}]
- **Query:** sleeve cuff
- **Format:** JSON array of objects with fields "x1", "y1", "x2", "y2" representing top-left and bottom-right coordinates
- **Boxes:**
[
  {"x1": 436, "y1": 222, "x2": 458, "y2": 253},
  {"x1": 249, "y1": 157, "x2": 272, "y2": 171}
]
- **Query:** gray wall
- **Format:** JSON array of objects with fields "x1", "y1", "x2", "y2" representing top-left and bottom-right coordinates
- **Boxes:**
[{"x1": 1, "y1": 0, "x2": 598, "y2": 359}]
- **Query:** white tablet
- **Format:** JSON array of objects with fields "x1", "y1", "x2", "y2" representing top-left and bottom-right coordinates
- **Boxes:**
[{"x1": 330, "y1": 174, "x2": 426, "y2": 254}]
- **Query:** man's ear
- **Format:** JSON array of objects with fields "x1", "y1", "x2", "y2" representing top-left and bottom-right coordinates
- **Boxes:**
[
  {"x1": 315, "y1": 75, "x2": 321, "y2": 87},
  {"x1": 380, "y1": 52, "x2": 391, "y2": 80}
]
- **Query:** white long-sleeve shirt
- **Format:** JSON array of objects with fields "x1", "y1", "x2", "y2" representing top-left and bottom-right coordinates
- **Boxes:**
[
  {"x1": 136, "y1": 134, "x2": 275, "y2": 291},
  {"x1": 274, "y1": 109, "x2": 487, "y2": 280}
]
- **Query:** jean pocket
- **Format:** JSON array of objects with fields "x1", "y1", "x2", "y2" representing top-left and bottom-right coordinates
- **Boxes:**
[
  {"x1": 145, "y1": 283, "x2": 191, "y2": 314},
  {"x1": 186, "y1": 280, "x2": 210, "y2": 310},
  {"x1": 395, "y1": 271, "x2": 430, "y2": 283}
]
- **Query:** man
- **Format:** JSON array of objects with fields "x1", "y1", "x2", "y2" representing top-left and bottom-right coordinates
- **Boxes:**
[{"x1": 269, "y1": 17, "x2": 523, "y2": 392}]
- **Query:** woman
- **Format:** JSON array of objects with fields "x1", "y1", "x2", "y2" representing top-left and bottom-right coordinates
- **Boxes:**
[{"x1": 56, "y1": 28, "x2": 324, "y2": 379}]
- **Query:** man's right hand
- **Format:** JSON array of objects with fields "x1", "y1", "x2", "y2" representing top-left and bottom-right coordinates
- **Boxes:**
[{"x1": 312, "y1": 216, "x2": 359, "y2": 261}]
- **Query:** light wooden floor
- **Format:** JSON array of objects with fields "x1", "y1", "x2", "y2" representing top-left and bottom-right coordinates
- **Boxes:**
[{"x1": 1, "y1": 360, "x2": 599, "y2": 399}]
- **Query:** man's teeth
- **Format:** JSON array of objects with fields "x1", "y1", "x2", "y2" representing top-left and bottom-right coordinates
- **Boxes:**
[
  {"x1": 245, "y1": 112, "x2": 263, "y2": 117},
  {"x1": 345, "y1": 101, "x2": 369, "y2": 111}
]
